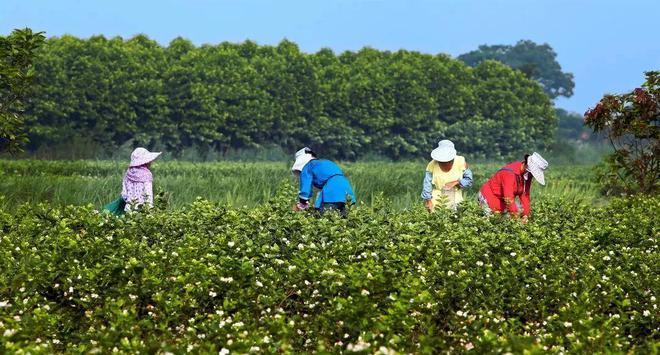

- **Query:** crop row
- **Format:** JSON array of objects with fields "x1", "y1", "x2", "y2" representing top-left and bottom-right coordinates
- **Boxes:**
[{"x1": 0, "y1": 193, "x2": 657, "y2": 353}]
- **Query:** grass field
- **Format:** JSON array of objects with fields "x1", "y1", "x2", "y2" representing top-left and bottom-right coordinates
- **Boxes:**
[
  {"x1": 1, "y1": 159, "x2": 658, "y2": 353},
  {"x1": 0, "y1": 159, "x2": 601, "y2": 210}
]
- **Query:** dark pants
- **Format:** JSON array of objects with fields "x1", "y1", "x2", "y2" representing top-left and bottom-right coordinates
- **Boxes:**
[{"x1": 318, "y1": 202, "x2": 347, "y2": 217}]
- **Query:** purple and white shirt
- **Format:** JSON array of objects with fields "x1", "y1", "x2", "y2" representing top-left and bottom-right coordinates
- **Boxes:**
[{"x1": 121, "y1": 166, "x2": 153, "y2": 209}]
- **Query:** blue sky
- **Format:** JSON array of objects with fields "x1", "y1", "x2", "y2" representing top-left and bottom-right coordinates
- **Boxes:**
[{"x1": 2, "y1": 0, "x2": 658, "y2": 113}]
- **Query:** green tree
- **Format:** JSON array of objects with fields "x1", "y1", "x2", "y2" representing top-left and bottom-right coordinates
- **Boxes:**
[
  {"x1": 24, "y1": 35, "x2": 557, "y2": 160},
  {"x1": 584, "y1": 71, "x2": 659, "y2": 195},
  {"x1": 0, "y1": 28, "x2": 45, "y2": 153},
  {"x1": 458, "y1": 40, "x2": 574, "y2": 99}
]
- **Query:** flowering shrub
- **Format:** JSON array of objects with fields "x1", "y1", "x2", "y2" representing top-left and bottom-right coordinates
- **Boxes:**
[
  {"x1": 0, "y1": 194, "x2": 657, "y2": 353},
  {"x1": 584, "y1": 71, "x2": 659, "y2": 195}
]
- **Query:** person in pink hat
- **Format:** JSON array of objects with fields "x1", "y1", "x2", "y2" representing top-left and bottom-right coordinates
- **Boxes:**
[{"x1": 122, "y1": 147, "x2": 162, "y2": 210}]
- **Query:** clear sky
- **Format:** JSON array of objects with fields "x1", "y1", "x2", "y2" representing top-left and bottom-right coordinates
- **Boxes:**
[{"x1": 2, "y1": 0, "x2": 658, "y2": 113}]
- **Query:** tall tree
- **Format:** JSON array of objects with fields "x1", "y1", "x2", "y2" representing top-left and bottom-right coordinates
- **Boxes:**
[
  {"x1": 0, "y1": 28, "x2": 45, "y2": 153},
  {"x1": 458, "y1": 40, "x2": 574, "y2": 99}
]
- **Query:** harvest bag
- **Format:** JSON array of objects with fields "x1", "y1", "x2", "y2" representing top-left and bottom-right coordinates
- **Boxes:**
[{"x1": 103, "y1": 196, "x2": 126, "y2": 216}]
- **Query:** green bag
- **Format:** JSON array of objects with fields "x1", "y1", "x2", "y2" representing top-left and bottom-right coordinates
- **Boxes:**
[{"x1": 103, "y1": 196, "x2": 126, "y2": 216}]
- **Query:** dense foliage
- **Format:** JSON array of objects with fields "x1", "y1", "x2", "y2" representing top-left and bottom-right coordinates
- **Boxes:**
[
  {"x1": 0, "y1": 160, "x2": 600, "y2": 210},
  {"x1": 585, "y1": 71, "x2": 659, "y2": 195},
  {"x1": 459, "y1": 40, "x2": 575, "y2": 99},
  {"x1": 0, "y1": 192, "x2": 657, "y2": 353},
  {"x1": 0, "y1": 28, "x2": 45, "y2": 154},
  {"x1": 25, "y1": 35, "x2": 556, "y2": 160}
]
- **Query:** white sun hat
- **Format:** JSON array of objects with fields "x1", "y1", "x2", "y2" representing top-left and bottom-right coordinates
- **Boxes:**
[
  {"x1": 526, "y1": 152, "x2": 549, "y2": 185},
  {"x1": 430, "y1": 140, "x2": 457, "y2": 162},
  {"x1": 291, "y1": 147, "x2": 315, "y2": 171},
  {"x1": 129, "y1": 147, "x2": 162, "y2": 167}
]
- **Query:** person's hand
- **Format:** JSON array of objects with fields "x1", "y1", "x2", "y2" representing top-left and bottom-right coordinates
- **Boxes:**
[
  {"x1": 293, "y1": 201, "x2": 309, "y2": 212},
  {"x1": 424, "y1": 199, "x2": 433, "y2": 213},
  {"x1": 443, "y1": 181, "x2": 459, "y2": 190},
  {"x1": 521, "y1": 215, "x2": 529, "y2": 224}
]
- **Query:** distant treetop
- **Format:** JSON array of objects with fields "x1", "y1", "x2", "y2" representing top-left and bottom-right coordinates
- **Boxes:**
[{"x1": 458, "y1": 40, "x2": 575, "y2": 99}]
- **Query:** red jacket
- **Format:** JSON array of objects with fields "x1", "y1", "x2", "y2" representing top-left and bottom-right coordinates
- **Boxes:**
[{"x1": 479, "y1": 161, "x2": 532, "y2": 216}]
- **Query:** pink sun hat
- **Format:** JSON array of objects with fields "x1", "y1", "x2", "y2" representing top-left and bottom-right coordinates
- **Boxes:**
[{"x1": 129, "y1": 147, "x2": 162, "y2": 167}]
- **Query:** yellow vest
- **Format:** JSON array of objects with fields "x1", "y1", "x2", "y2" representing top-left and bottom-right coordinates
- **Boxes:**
[{"x1": 426, "y1": 155, "x2": 466, "y2": 210}]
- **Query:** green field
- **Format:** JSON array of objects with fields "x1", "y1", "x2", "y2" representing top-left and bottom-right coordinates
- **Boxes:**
[
  {"x1": 2, "y1": 159, "x2": 658, "y2": 353},
  {"x1": 0, "y1": 159, "x2": 601, "y2": 210}
]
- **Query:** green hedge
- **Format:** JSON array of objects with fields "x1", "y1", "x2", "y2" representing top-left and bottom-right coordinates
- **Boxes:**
[{"x1": 25, "y1": 35, "x2": 556, "y2": 160}]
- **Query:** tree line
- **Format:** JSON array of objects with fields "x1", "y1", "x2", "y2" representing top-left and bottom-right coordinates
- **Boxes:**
[{"x1": 22, "y1": 34, "x2": 557, "y2": 159}]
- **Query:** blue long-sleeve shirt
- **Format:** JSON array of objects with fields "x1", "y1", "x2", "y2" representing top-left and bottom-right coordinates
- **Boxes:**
[
  {"x1": 299, "y1": 159, "x2": 356, "y2": 208},
  {"x1": 421, "y1": 168, "x2": 473, "y2": 200}
]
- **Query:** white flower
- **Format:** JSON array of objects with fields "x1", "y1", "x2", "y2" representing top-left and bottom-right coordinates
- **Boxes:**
[
  {"x1": 171, "y1": 252, "x2": 179, "y2": 257},
  {"x1": 378, "y1": 346, "x2": 396, "y2": 354},
  {"x1": 209, "y1": 291, "x2": 218, "y2": 298},
  {"x1": 263, "y1": 336, "x2": 270, "y2": 343},
  {"x1": 447, "y1": 271, "x2": 455, "y2": 276},
  {"x1": 651, "y1": 296, "x2": 656, "y2": 302},
  {"x1": 129, "y1": 294, "x2": 137, "y2": 301},
  {"x1": 643, "y1": 310, "x2": 651, "y2": 317},
  {"x1": 3, "y1": 329, "x2": 16, "y2": 337},
  {"x1": 361, "y1": 289, "x2": 370, "y2": 296},
  {"x1": 232, "y1": 321, "x2": 244, "y2": 328},
  {"x1": 297, "y1": 243, "x2": 305, "y2": 250},
  {"x1": 69, "y1": 287, "x2": 74, "y2": 293},
  {"x1": 91, "y1": 293, "x2": 99, "y2": 299},
  {"x1": 187, "y1": 344, "x2": 194, "y2": 352},
  {"x1": 0, "y1": 301, "x2": 10, "y2": 308},
  {"x1": 563, "y1": 322, "x2": 572, "y2": 328},
  {"x1": 19, "y1": 287, "x2": 25, "y2": 292},
  {"x1": 227, "y1": 241, "x2": 235, "y2": 247},
  {"x1": 219, "y1": 348, "x2": 230, "y2": 355},
  {"x1": 510, "y1": 252, "x2": 517, "y2": 257},
  {"x1": 476, "y1": 261, "x2": 484, "y2": 267},
  {"x1": 256, "y1": 281, "x2": 263, "y2": 287},
  {"x1": 52, "y1": 338, "x2": 61, "y2": 344},
  {"x1": 249, "y1": 346, "x2": 260, "y2": 353},
  {"x1": 465, "y1": 342, "x2": 474, "y2": 350},
  {"x1": 603, "y1": 256, "x2": 611, "y2": 261},
  {"x1": 220, "y1": 277, "x2": 234, "y2": 283},
  {"x1": 347, "y1": 338, "x2": 371, "y2": 352}
]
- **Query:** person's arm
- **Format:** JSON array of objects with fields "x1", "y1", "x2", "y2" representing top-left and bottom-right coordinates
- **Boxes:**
[
  {"x1": 144, "y1": 181, "x2": 154, "y2": 206},
  {"x1": 421, "y1": 171, "x2": 433, "y2": 200},
  {"x1": 501, "y1": 173, "x2": 519, "y2": 215},
  {"x1": 298, "y1": 166, "x2": 314, "y2": 206},
  {"x1": 458, "y1": 166, "x2": 473, "y2": 189},
  {"x1": 520, "y1": 180, "x2": 531, "y2": 217}
]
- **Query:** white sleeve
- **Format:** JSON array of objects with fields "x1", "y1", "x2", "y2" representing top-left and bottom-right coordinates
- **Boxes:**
[{"x1": 145, "y1": 181, "x2": 154, "y2": 206}]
